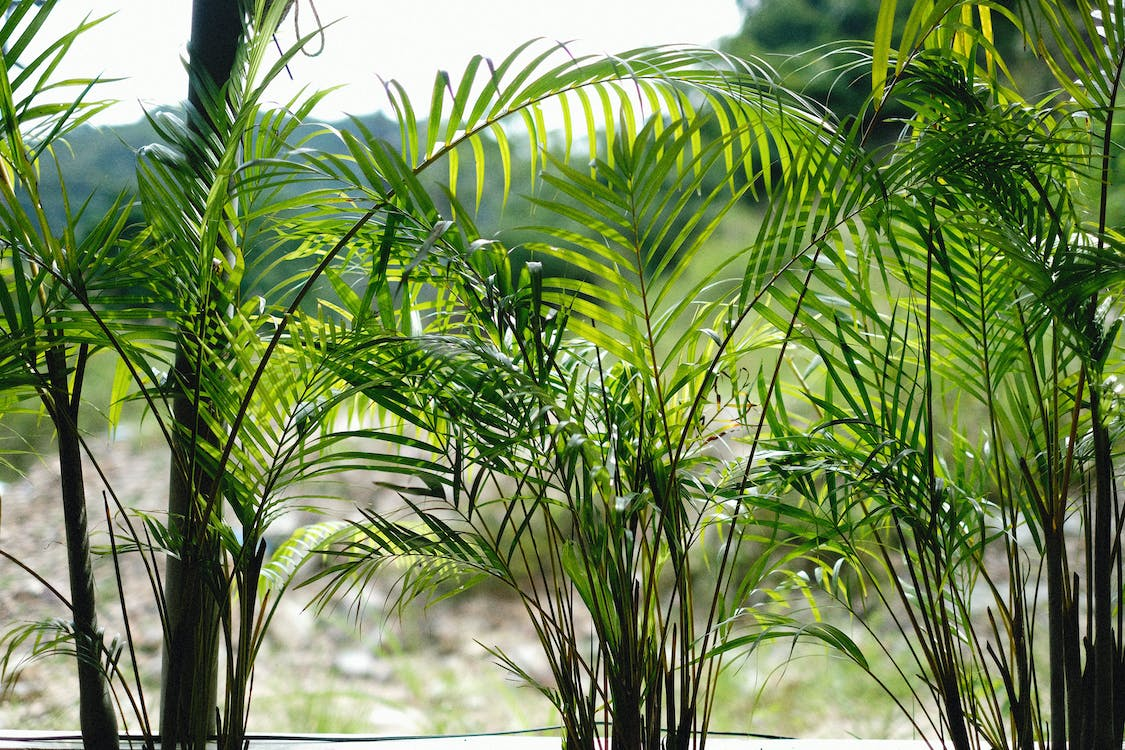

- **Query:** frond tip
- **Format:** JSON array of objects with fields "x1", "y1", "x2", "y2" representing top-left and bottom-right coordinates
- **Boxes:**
[{"x1": 338, "y1": 40, "x2": 834, "y2": 211}]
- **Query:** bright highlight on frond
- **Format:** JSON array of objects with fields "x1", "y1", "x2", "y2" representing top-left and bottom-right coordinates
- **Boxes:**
[{"x1": 361, "y1": 40, "x2": 832, "y2": 210}]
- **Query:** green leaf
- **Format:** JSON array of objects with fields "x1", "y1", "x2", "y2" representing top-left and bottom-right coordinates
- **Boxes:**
[
  {"x1": 425, "y1": 69, "x2": 450, "y2": 159},
  {"x1": 873, "y1": 0, "x2": 898, "y2": 100}
]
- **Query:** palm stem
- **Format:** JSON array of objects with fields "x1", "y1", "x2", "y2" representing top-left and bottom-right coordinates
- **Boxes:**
[
  {"x1": 44, "y1": 339, "x2": 119, "y2": 750},
  {"x1": 160, "y1": 1, "x2": 242, "y2": 745}
]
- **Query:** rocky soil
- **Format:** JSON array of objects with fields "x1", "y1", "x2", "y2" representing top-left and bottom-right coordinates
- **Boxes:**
[
  {"x1": 0, "y1": 432, "x2": 912, "y2": 740},
  {"x1": 0, "y1": 435, "x2": 556, "y2": 736}
]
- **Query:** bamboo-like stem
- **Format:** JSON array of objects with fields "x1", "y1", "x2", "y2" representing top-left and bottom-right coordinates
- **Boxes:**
[
  {"x1": 1088, "y1": 385, "x2": 1117, "y2": 748},
  {"x1": 44, "y1": 340, "x2": 120, "y2": 750},
  {"x1": 160, "y1": 1, "x2": 242, "y2": 747}
]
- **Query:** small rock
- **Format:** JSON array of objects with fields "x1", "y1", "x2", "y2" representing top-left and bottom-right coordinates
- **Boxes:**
[{"x1": 333, "y1": 648, "x2": 388, "y2": 679}]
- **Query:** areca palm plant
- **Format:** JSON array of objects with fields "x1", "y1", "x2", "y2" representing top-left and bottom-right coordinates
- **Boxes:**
[
  {"x1": 303, "y1": 35, "x2": 869, "y2": 750},
  {"x1": 0, "y1": 2, "x2": 861, "y2": 746},
  {"x1": 117, "y1": 2, "x2": 389, "y2": 746},
  {"x1": 2, "y1": 2, "x2": 395, "y2": 747},
  {"x1": 0, "y1": 2, "x2": 133, "y2": 747},
  {"x1": 757, "y1": 0, "x2": 1125, "y2": 747}
]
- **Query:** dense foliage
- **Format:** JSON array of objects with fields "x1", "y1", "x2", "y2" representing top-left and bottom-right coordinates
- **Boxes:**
[{"x1": 1, "y1": 1, "x2": 1124, "y2": 749}]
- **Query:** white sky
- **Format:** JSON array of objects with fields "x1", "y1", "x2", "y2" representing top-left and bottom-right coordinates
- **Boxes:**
[{"x1": 44, "y1": 1, "x2": 744, "y2": 125}]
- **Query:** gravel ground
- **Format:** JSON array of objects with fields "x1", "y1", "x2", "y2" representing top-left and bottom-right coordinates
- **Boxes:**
[
  {"x1": 0, "y1": 435, "x2": 555, "y2": 735},
  {"x1": 0, "y1": 433, "x2": 916, "y2": 740}
]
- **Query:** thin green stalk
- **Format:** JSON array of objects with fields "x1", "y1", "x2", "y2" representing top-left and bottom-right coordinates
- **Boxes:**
[
  {"x1": 973, "y1": 241, "x2": 1034, "y2": 750},
  {"x1": 101, "y1": 495, "x2": 155, "y2": 747},
  {"x1": 925, "y1": 218, "x2": 973, "y2": 750},
  {"x1": 219, "y1": 539, "x2": 265, "y2": 750}
]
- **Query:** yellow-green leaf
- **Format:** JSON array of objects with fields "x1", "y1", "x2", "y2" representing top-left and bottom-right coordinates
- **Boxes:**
[
  {"x1": 978, "y1": 4, "x2": 995, "y2": 76},
  {"x1": 873, "y1": 0, "x2": 898, "y2": 102},
  {"x1": 107, "y1": 358, "x2": 133, "y2": 432}
]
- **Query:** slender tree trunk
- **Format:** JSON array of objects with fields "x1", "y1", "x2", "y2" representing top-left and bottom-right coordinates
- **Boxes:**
[
  {"x1": 160, "y1": 1, "x2": 243, "y2": 747},
  {"x1": 1089, "y1": 387, "x2": 1117, "y2": 749},
  {"x1": 1044, "y1": 514, "x2": 1068, "y2": 748},
  {"x1": 45, "y1": 344, "x2": 120, "y2": 750},
  {"x1": 160, "y1": 377, "x2": 223, "y2": 750}
]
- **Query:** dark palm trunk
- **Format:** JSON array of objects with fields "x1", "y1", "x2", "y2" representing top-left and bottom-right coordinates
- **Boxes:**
[
  {"x1": 1044, "y1": 515, "x2": 1068, "y2": 748},
  {"x1": 159, "y1": 379, "x2": 223, "y2": 750},
  {"x1": 1089, "y1": 388, "x2": 1118, "y2": 749},
  {"x1": 45, "y1": 343, "x2": 119, "y2": 750},
  {"x1": 159, "y1": 1, "x2": 243, "y2": 747}
]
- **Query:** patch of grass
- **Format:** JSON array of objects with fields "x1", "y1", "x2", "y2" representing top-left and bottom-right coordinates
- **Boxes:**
[
  {"x1": 712, "y1": 640, "x2": 922, "y2": 739},
  {"x1": 250, "y1": 687, "x2": 392, "y2": 734}
]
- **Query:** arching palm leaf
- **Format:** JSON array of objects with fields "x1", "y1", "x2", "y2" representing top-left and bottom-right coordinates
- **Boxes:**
[
  {"x1": 291, "y1": 29, "x2": 891, "y2": 748},
  {"x1": 761, "y1": 1, "x2": 1125, "y2": 747}
]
